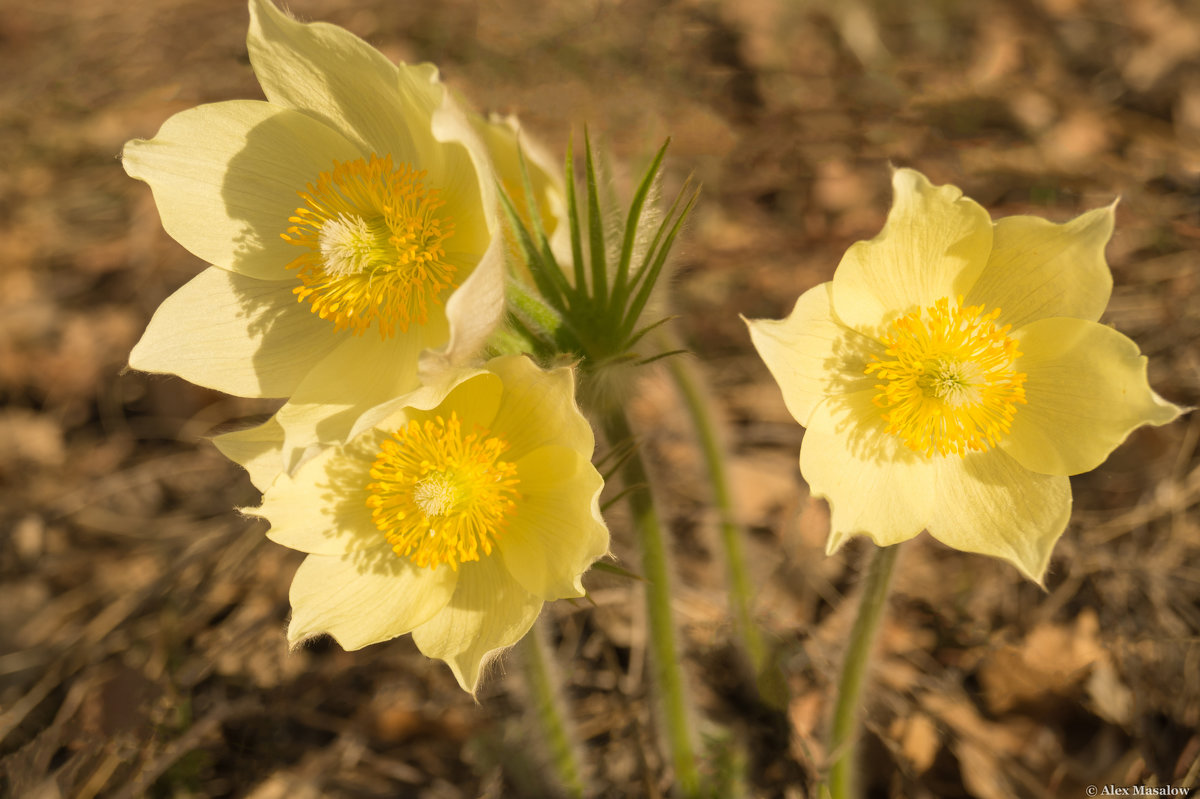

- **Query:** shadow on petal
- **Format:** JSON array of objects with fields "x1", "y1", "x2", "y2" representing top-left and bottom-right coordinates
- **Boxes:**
[{"x1": 312, "y1": 428, "x2": 407, "y2": 576}]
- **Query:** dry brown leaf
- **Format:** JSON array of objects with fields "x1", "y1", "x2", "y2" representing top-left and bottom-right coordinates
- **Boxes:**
[
  {"x1": 1086, "y1": 657, "x2": 1134, "y2": 727},
  {"x1": 787, "y1": 690, "x2": 828, "y2": 767},
  {"x1": 727, "y1": 453, "x2": 802, "y2": 527},
  {"x1": 243, "y1": 773, "x2": 323, "y2": 799},
  {"x1": 977, "y1": 609, "x2": 1106, "y2": 714},
  {"x1": 0, "y1": 410, "x2": 65, "y2": 469},
  {"x1": 954, "y1": 737, "x2": 1014, "y2": 799},
  {"x1": 892, "y1": 711, "x2": 941, "y2": 776}
]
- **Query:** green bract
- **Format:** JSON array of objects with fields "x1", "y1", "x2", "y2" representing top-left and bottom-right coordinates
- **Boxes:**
[{"x1": 498, "y1": 134, "x2": 698, "y2": 393}]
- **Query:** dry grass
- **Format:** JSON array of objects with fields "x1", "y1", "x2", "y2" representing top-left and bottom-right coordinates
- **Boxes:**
[{"x1": 2, "y1": 0, "x2": 1198, "y2": 796}]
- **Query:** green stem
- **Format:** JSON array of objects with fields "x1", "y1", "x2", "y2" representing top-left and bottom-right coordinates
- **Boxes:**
[
  {"x1": 828, "y1": 544, "x2": 900, "y2": 799},
  {"x1": 602, "y1": 408, "x2": 701, "y2": 798},
  {"x1": 664, "y1": 351, "x2": 765, "y2": 673},
  {"x1": 519, "y1": 620, "x2": 585, "y2": 799}
]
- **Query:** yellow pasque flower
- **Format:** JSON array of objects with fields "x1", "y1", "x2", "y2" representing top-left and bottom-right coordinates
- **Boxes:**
[
  {"x1": 471, "y1": 112, "x2": 570, "y2": 262},
  {"x1": 746, "y1": 169, "x2": 1184, "y2": 582},
  {"x1": 246, "y1": 355, "x2": 609, "y2": 694},
  {"x1": 125, "y1": 0, "x2": 503, "y2": 462},
  {"x1": 211, "y1": 115, "x2": 567, "y2": 489}
]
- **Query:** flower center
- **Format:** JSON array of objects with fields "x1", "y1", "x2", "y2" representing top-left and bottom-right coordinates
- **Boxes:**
[
  {"x1": 865, "y1": 296, "x2": 1027, "y2": 457},
  {"x1": 365, "y1": 412, "x2": 519, "y2": 571},
  {"x1": 282, "y1": 154, "x2": 456, "y2": 339}
]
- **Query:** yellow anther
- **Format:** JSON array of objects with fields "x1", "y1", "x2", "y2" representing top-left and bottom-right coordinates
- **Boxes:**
[
  {"x1": 865, "y1": 296, "x2": 1027, "y2": 457},
  {"x1": 282, "y1": 155, "x2": 456, "y2": 339},
  {"x1": 365, "y1": 412, "x2": 519, "y2": 571}
]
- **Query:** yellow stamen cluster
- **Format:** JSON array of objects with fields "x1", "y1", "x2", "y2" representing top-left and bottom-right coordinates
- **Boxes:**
[
  {"x1": 282, "y1": 154, "x2": 456, "y2": 338},
  {"x1": 365, "y1": 412, "x2": 519, "y2": 571},
  {"x1": 865, "y1": 296, "x2": 1027, "y2": 457}
]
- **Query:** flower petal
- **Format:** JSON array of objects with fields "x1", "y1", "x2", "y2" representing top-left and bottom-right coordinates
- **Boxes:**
[
  {"x1": 421, "y1": 371, "x2": 505, "y2": 428},
  {"x1": 967, "y1": 205, "x2": 1115, "y2": 328},
  {"x1": 123, "y1": 100, "x2": 363, "y2": 281},
  {"x1": 128, "y1": 266, "x2": 340, "y2": 397},
  {"x1": 929, "y1": 449, "x2": 1071, "y2": 584},
  {"x1": 249, "y1": 440, "x2": 380, "y2": 555},
  {"x1": 428, "y1": 99, "x2": 498, "y2": 264},
  {"x1": 473, "y1": 112, "x2": 569, "y2": 259},
  {"x1": 211, "y1": 416, "x2": 285, "y2": 492},
  {"x1": 349, "y1": 369, "x2": 500, "y2": 447},
  {"x1": 801, "y1": 391, "x2": 937, "y2": 553},
  {"x1": 744, "y1": 282, "x2": 881, "y2": 428},
  {"x1": 832, "y1": 168, "x2": 993, "y2": 334},
  {"x1": 498, "y1": 446, "x2": 609, "y2": 600},
  {"x1": 429, "y1": 234, "x2": 506, "y2": 370},
  {"x1": 1002, "y1": 317, "x2": 1185, "y2": 475},
  {"x1": 288, "y1": 547, "x2": 458, "y2": 650},
  {"x1": 484, "y1": 355, "x2": 594, "y2": 460},
  {"x1": 274, "y1": 331, "x2": 426, "y2": 469},
  {"x1": 410, "y1": 553, "x2": 543, "y2": 695},
  {"x1": 247, "y1": 0, "x2": 433, "y2": 163}
]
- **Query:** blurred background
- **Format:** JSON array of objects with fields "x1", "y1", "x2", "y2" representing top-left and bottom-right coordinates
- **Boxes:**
[{"x1": 2, "y1": 0, "x2": 1199, "y2": 796}]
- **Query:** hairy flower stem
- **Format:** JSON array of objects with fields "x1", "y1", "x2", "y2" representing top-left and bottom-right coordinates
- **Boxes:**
[
  {"x1": 664, "y1": 351, "x2": 765, "y2": 673},
  {"x1": 602, "y1": 408, "x2": 701, "y2": 798},
  {"x1": 519, "y1": 620, "x2": 585, "y2": 799},
  {"x1": 828, "y1": 544, "x2": 900, "y2": 799}
]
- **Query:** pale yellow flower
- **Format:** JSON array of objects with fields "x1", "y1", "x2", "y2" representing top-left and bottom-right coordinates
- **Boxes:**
[
  {"x1": 125, "y1": 0, "x2": 504, "y2": 464},
  {"x1": 246, "y1": 355, "x2": 609, "y2": 694},
  {"x1": 210, "y1": 116, "x2": 566, "y2": 491},
  {"x1": 746, "y1": 169, "x2": 1184, "y2": 582},
  {"x1": 471, "y1": 112, "x2": 570, "y2": 262}
]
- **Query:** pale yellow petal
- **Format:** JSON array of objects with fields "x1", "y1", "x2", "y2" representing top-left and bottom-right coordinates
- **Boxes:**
[
  {"x1": 801, "y1": 391, "x2": 937, "y2": 552},
  {"x1": 410, "y1": 554, "x2": 543, "y2": 695},
  {"x1": 350, "y1": 369, "x2": 499, "y2": 444},
  {"x1": 249, "y1": 441, "x2": 380, "y2": 556},
  {"x1": 413, "y1": 99, "x2": 500, "y2": 367},
  {"x1": 1002, "y1": 317, "x2": 1185, "y2": 475},
  {"x1": 287, "y1": 548, "x2": 457, "y2": 650},
  {"x1": 275, "y1": 331, "x2": 425, "y2": 469},
  {"x1": 929, "y1": 450, "x2": 1072, "y2": 584},
  {"x1": 247, "y1": 0, "x2": 431, "y2": 163},
  {"x1": 744, "y1": 283, "x2": 881, "y2": 428},
  {"x1": 426, "y1": 371, "x2": 504, "y2": 428},
  {"x1": 434, "y1": 235, "x2": 506, "y2": 369},
  {"x1": 498, "y1": 446, "x2": 609, "y2": 600},
  {"x1": 123, "y1": 100, "x2": 363, "y2": 281},
  {"x1": 832, "y1": 168, "x2": 993, "y2": 334},
  {"x1": 473, "y1": 112, "x2": 568, "y2": 256},
  {"x1": 210, "y1": 416, "x2": 285, "y2": 492},
  {"x1": 128, "y1": 266, "x2": 340, "y2": 397},
  {"x1": 485, "y1": 356, "x2": 594, "y2": 460},
  {"x1": 428, "y1": 94, "x2": 498, "y2": 259},
  {"x1": 967, "y1": 205, "x2": 1115, "y2": 328}
]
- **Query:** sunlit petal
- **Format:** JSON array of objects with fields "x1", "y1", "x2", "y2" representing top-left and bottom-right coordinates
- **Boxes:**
[
  {"x1": 832, "y1": 168, "x2": 993, "y2": 334},
  {"x1": 1003, "y1": 317, "x2": 1185, "y2": 475}
]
